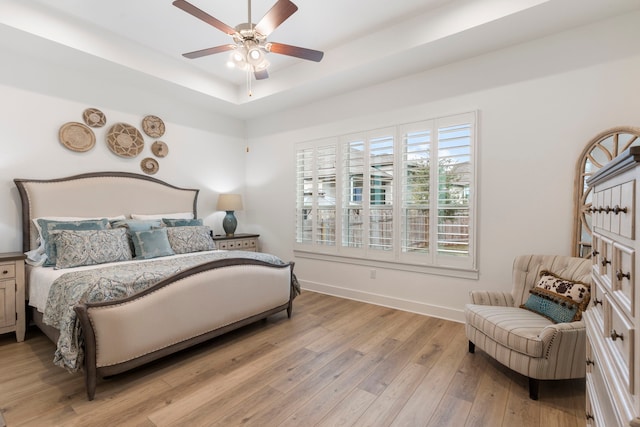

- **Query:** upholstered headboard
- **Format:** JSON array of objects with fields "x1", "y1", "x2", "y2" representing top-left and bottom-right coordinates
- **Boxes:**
[{"x1": 14, "y1": 172, "x2": 199, "y2": 252}]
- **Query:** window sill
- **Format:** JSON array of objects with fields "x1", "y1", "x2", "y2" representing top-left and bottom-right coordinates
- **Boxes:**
[{"x1": 293, "y1": 250, "x2": 479, "y2": 280}]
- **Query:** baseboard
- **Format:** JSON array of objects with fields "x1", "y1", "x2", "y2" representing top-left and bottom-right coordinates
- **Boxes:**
[{"x1": 301, "y1": 280, "x2": 465, "y2": 323}]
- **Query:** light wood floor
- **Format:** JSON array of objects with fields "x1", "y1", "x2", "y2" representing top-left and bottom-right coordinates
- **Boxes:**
[{"x1": 0, "y1": 291, "x2": 585, "y2": 427}]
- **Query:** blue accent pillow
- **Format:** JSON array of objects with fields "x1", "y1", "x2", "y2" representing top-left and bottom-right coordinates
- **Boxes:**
[
  {"x1": 110, "y1": 219, "x2": 163, "y2": 232},
  {"x1": 521, "y1": 288, "x2": 580, "y2": 323},
  {"x1": 162, "y1": 218, "x2": 203, "y2": 227},
  {"x1": 131, "y1": 228, "x2": 175, "y2": 259},
  {"x1": 37, "y1": 218, "x2": 109, "y2": 267}
]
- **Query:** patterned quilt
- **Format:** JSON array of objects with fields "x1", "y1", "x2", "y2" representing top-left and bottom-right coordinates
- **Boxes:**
[{"x1": 42, "y1": 251, "x2": 290, "y2": 372}]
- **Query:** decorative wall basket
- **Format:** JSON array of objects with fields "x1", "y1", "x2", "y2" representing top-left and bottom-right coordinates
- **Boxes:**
[
  {"x1": 151, "y1": 141, "x2": 169, "y2": 157},
  {"x1": 142, "y1": 115, "x2": 165, "y2": 138},
  {"x1": 82, "y1": 108, "x2": 106, "y2": 128},
  {"x1": 59, "y1": 122, "x2": 96, "y2": 152},
  {"x1": 140, "y1": 157, "x2": 159, "y2": 175},
  {"x1": 106, "y1": 123, "x2": 144, "y2": 158}
]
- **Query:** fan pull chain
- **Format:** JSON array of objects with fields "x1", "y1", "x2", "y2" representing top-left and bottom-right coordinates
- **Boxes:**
[{"x1": 247, "y1": 69, "x2": 253, "y2": 97}]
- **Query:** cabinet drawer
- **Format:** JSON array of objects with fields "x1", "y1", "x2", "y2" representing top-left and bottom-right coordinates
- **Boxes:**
[
  {"x1": 0, "y1": 279, "x2": 17, "y2": 329},
  {"x1": 613, "y1": 242, "x2": 635, "y2": 317},
  {"x1": 605, "y1": 296, "x2": 635, "y2": 393},
  {"x1": 590, "y1": 281, "x2": 606, "y2": 334},
  {"x1": 595, "y1": 235, "x2": 614, "y2": 290},
  {"x1": 0, "y1": 263, "x2": 16, "y2": 280},
  {"x1": 585, "y1": 335, "x2": 618, "y2": 427},
  {"x1": 593, "y1": 180, "x2": 635, "y2": 239},
  {"x1": 618, "y1": 180, "x2": 634, "y2": 239}
]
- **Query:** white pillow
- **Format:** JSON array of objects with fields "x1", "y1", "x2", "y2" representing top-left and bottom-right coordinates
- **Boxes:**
[{"x1": 130, "y1": 212, "x2": 194, "y2": 220}]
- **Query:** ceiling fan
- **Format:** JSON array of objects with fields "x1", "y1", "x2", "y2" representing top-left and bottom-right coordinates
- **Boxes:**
[{"x1": 173, "y1": 0, "x2": 324, "y2": 82}]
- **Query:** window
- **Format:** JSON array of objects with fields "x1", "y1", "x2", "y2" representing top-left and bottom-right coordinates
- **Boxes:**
[{"x1": 295, "y1": 111, "x2": 476, "y2": 273}]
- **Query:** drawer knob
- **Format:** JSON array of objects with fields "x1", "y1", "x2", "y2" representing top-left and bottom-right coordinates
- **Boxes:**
[
  {"x1": 610, "y1": 329, "x2": 624, "y2": 341},
  {"x1": 586, "y1": 359, "x2": 595, "y2": 366},
  {"x1": 616, "y1": 270, "x2": 631, "y2": 281},
  {"x1": 601, "y1": 258, "x2": 611, "y2": 267},
  {"x1": 613, "y1": 205, "x2": 628, "y2": 215},
  {"x1": 593, "y1": 298, "x2": 603, "y2": 306},
  {"x1": 2, "y1": 270, "x2": 7, "y2": 275},
  {"x1": 591, "y1": 250, "x2": 599, "y2": 257},
  {"x1": 586, "y1": 413, "x2": 594, "y2": 421}
]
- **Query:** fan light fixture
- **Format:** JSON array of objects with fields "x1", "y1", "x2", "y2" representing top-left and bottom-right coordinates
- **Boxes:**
[
  {"x1": 228, "y1": 42, "x2": 269, "y2": 72},
  {"x1": 174, "y1": 0, "x2": 324, "y2": 97}
]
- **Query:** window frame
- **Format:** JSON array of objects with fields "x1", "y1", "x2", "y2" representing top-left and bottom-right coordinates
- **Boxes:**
[{"x1": 294, "y1": 111, "x2": 477, "y2": 277}]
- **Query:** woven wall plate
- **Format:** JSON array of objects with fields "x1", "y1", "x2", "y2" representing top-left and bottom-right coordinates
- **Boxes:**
[
  {"x1": 82, "y1": 108, "x2": 106, "y2": 128},
  {"x1": 142, "y1": 115, "x2": 165, "y2": 138},
  {"x1": 59, "y1": 122, "x2": 96, "y2": 152},
  {"x1": 140, "y1": 157, "x2": 159, "y2": 175},
  {"x1": 151, "y1": 141, "x2": 169, "y2": 157},
  {"x1": 106, "y1": 123, "x2": 144, "y2": 158}
]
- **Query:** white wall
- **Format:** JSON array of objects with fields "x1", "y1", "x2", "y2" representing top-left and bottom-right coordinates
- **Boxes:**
[
  {"x1": 0, "y1": 55, "x2": 248, "y2": 251},
  {"x1": 245, "y1": 12, "x2": 640, "y2": 322}
]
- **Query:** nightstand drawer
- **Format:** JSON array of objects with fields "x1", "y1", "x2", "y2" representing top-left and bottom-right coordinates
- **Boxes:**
[
  {"x1": 239, "y1": 239, "x2": 257, "y2": 250},
  {"x1": 0, "y1": 263, "x2": 16, "y2": 280},
  {"x1": 213, "y1": 234, "x2": 260, "y2": 252}
]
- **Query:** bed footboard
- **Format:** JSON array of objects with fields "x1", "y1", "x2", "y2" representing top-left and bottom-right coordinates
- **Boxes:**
[{"x1": 74, "y1": 258, "x2": 295, "y2": 400}]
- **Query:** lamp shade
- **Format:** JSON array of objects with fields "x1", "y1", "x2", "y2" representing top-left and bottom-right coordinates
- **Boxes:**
[{"x1": 216, "y1": 194, "x2": 243, "y2": 211}]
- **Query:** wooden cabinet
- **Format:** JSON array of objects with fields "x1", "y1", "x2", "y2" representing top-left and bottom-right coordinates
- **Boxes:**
[
  {"x1": 0, "y1": 252, "x2": 26, "y2": 342},
  {"x1": 586, "y1": 147, "x2": 640, "y2": 426},
  {"x1": 212, "y1": 234, "x2": 259, "y2": 252}
]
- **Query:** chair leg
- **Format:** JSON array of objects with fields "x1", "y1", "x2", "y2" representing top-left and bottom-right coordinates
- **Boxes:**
[
  {"x1": 468, "y1": 340, "x2": 475, "y2": 353},
  {"x1": 528, "y1": 378, "x2": 539, "y2": 400}
]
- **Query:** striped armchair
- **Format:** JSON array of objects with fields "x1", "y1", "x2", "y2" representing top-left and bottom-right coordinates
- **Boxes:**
[{"x1": 464, "y1": 254, "x2": 591, "y2": 400}]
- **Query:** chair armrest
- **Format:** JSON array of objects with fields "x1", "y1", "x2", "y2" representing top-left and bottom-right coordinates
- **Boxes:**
[
  {"x1": 538, "y1": 319, "x2": 585, "y2": 343},
  {"x1": 537, "y1": 320, "x2": 586, "y2": 377},
  {"x1": 468, "y1": 291, "x2": 514, "y2": 306}
]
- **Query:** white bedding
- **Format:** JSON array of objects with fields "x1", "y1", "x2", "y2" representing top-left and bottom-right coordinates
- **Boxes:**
[{"x1": 27, "y1": 250, "x2": 227, "y2": 313}]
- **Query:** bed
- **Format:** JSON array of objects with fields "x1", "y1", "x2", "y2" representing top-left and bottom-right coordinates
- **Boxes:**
[{"x1": 14, "y1": 171, "x2": 297, "y2": 400}]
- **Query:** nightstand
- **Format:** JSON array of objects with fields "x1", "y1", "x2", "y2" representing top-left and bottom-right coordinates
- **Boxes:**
[
  {"x1": 212, "y1": 233, "x2": 260, "y2": 252},
  {"x1": 0, "y1": 252, "x2": 26, "y2": 342}
]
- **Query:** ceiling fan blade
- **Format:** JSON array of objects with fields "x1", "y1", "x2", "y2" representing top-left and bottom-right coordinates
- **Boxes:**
[
  {"x1": 267, "y1": 42, "x2": 324, "y2": 62},
  {"x1": 183, "y1": 44, "x2": 236, "y2": 59},
  {"x1": 254, "y1": 69, "x2": 269, "y2": 80},
  {"x1": 173, "y1": 0, "x2": 236, "y2": 35},
  {"x1": 254, "y1": 0, "x2": 298, "y2": 37}
]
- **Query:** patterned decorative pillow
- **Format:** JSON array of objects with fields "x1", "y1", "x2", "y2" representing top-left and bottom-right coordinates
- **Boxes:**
[
  {"x1": 54, "y1": 228, "x2": 132, "y2": 269},
  {"x1": 536, "y1": 270, "x2": 591, "y2": 307},
  {"x1": 520, "y1": 271, "x2": 591, "y2": 323},
  {"x1": 36, "y1": 218, "x2": 110, "y2": 267},
  {"x1": 162, "y1": 218, "x2": 203, "y2": 227},
  {"x1": 167, "y1": 226, "x2": 215, "y2": 254},
  {"x1": 131, "y1": 228, "x2": 175, "y2": 259}
]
